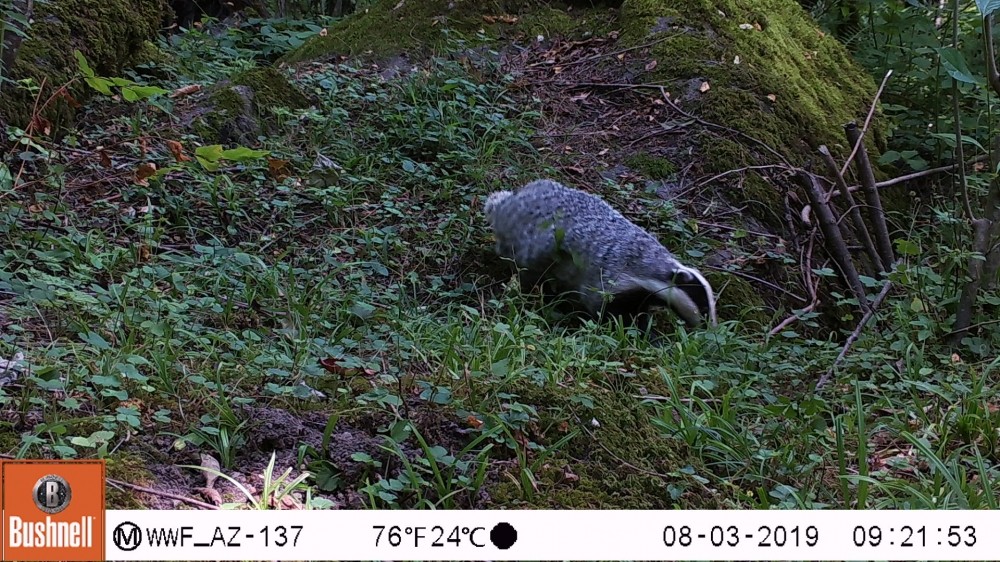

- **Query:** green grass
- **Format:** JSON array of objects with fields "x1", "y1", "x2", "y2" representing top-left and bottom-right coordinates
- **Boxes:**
[{"x1": 1, "y1": 19, "x2": 999, "y2": 511}]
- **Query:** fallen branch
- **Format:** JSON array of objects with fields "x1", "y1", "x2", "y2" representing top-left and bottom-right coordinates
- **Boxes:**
[
  {"x1": 798, "y1": 171, "x2": 870, "y2": 312},
  {"x1": 819, "y1": 145, "x2": 884, "y2": 273},
  {"x1": 816, "y1": 279, "x2": 894, "y2": 391},
  {"x1": 107, "y1": 477, "x2": 220, "y2": 510},
  {"x1": 845, "y1": 122, "x2": 896, "y2": 267}
]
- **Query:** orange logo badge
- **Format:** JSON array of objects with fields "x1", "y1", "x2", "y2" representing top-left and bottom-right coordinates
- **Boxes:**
[{"x1": 2, "y1": 459, "x2": 106, "y2": 561}]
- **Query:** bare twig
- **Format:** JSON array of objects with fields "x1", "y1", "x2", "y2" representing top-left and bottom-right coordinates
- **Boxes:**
[
  {"x1": 767, "y1": 302, "x2": 817, "y2": 336},
  {"x1": 839, "y1": 70, "x2": 893, "y2": 178},
  {"x1": 819, "y1": 145, "x2": 884, "y2": 272},
  {"x1": 986, "y1": 13, "x2": 1000, "y2": 96},
  {"x1": 845, "y1": 122, "x2": 895, "y2": 267},
  {"x1": 816, "y1": 279, "x2": 894, "y2": 391},
  {"x1": 705, "y1": 265, "x2": 807, "y2": 303},
  {"x1": 552, "y1": 34, "x2": 677, "y2": 69},
  {"x1": 801, "y1": 154, "x2": 991, "y2": 224},
  {"x1": 107, "y1": 477, "x2": 220, "y2": 510}
]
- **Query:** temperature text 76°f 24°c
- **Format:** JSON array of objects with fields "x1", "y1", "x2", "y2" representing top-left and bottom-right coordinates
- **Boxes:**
[{"x1": 372, "y1": 525, "x2": 488, "y2": 548}]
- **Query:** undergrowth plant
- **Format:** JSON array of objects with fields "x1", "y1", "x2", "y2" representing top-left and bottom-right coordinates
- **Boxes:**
[{"x1": 1, "y1": 15, "x2": 998, "y2": 512}]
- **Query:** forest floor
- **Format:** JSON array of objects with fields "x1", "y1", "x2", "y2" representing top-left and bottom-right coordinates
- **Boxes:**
[{"x1": 1, "y1": 16, "x2": 998, "y2": 512}]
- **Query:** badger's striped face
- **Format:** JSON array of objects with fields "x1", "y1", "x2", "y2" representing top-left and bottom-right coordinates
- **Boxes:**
[
  {"x1": 669, "y1": 266, "x2": 717, "y2": 327},
  {"x1": 628, "y1": 265, "x2": 718, "y2": 327}
]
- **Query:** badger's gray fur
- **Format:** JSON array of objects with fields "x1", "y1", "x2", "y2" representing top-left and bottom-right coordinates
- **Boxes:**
[{"x1": 484, "y1": 179, "x2": 717, "y2": 329}]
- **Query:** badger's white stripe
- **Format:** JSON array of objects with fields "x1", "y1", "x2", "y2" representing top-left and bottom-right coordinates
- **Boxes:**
[
  {"x1": 672, "y1": 265, "x2": 718, "y2": 327},
  {"x1": 633, "y1": 268, "x2": 718, "y2": 327}
]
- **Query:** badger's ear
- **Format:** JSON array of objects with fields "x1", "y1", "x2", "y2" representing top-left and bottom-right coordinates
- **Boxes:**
[{"x1": 671, "y1": 266, "x2": 717, "y2": 327}]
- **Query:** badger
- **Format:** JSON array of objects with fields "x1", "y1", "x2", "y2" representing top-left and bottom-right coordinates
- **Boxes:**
[{"x1": 484, "y1": 179, "x2": 717, "y2": 330}]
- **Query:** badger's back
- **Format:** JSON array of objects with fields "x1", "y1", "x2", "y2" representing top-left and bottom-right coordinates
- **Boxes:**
[
  {"x1": 486, "y1": 180, "x2": 669, "y2": 269},
  {"x1": 484, "y1": 179, "x2": 717, "y2": 326}
]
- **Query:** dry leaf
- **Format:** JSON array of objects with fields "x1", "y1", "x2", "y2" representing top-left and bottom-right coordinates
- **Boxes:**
[
  {"x1": 169, "y1": 84, "x2": 201, "y2": 99},
  {"x1": 166, "y1": 140, "x2": 191, "y2": 162},
  {"x1": 135, "y1": 162, "x2": 157, "y2": 186},
  {"x1": 562, "y1": 467, "x2": 580, "y2": 482},
  {"x1": 200, "y1": 454, "x2": 221, "y2": 488},
  {"x1": 319, "y1": 356, "x2": 348, "y2": 375},
  {"x1": 195, "y1": 487, "x2": 224, "y2": 506},
  {"x1": 466, "y1": 415, "x2": 484, "y2": 429},
  {"x1": 59, "y1": 90, "x2": 82, "y2": 109},
  {"x1": 699, "y1": 81, "x2": 711, "y2": 93},
  {"x1": 31, "y1": 115, "x2": 52, "y2": 136},
  {"x1": 139, "y1": 137, "x2": 149, "y2": 157},
  {"x1": 138, "y1": 244, "x2": 151, "y2": 262},
  {"x1": 645, "y1": 59, "x2": 658, "y2": 71},
  {"x1": 268, "y1": 158, "x2": 291, "y2": 180},
  {"x1": 28, "y1": 204, "x2": 43, "y2": 214},
  {"x1": 275, "y1": 493, "x2": 303, "y2": 510},
  {"x1": 569, "y1": 91, "x2": 591, "y2": 102},
  {"x1": 98, "y1": 149, "x2": 112, "y2": 169},
  {"x1": 483, "y1": 14, "x2": 518, "y2": 24}
]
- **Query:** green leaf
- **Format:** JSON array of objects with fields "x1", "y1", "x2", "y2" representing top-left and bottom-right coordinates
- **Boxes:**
[
  {"x1": 938, "y1": 47, "x2": 982, "y2": 84},
  {"x1": 121, "y1": 85, "x2": 167, "y2": 102},
  {"x1": 0, "y1": 163, "x2": 12, "y2": 190},
  {"x1": 976, "y1": 0, "x2": 1000, "y2": 17},
  {"x1": 220, "y1": 146, "x2": 270, "y2": 161},
  {"x1": 195, "y1": 145, "x2": 224, "y2": 171},
  {"x1": 895, "y1": 238, "x2": 920, "y2": 256},
  {"x1": 74, "y1": 50, "x2": 95, "y2": 78},
  {"x1": 929, "y1": 132, "x2": 986, "y2": 152},
  {"x1": 85, "y1": 77, "x2": 114, "y2": 95},
  {"x1": 79, "y1": 331, "x2": 110, "y2": 350}
]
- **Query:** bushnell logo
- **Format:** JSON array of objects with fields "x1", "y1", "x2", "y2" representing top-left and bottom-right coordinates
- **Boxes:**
[{"x1": 33, "y1": 474, "x2": 72, "y2": 514}]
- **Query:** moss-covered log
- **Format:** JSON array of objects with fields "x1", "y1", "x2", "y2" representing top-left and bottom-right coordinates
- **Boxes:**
[{"x1": 0, "y1": 0, "x2": 170, "y2": 130}]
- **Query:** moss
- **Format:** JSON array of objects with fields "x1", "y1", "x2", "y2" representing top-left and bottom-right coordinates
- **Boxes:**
[
  {"x1": 626, "y1": 152, "x2": 677, "y2": 179},
  {"x1": 106, "y1": 454, "x2": 156, "y2": 509},
  {"x1": 231, "y1": 67, "x2": 311, "y2": 110},
  {"x1": 0, "y1": 0, "x2": 169, "y2": 129},
  {"x1": 619, "y1": 0, "x2": 885, "y2": 167},
  {"x1": 483, "y1": 369, "x2": 743, "y2": 509},
  {"x1": 714, "y1": 273, "x2": 771, "y2": 327},
  {"x1": 281, "y1": 0, "x2": 607, "y2": 63},
  {"x1": 195, "y1": 66, "x2": 310, "y2": 144}
]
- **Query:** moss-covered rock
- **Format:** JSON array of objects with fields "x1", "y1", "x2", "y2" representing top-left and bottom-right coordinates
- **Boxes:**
[
  {"x1": 188, "y1": 66, "x2": 311, "y2": 145},
  {"x1": 626, "y1": 152, "x2": 677, "y2": 179},
  {"x1": 0, "y1": 0, "x2": 170, "y2": 130},
  {"x1": 620, "y1": 0, "x2": 884, "y2": 164},
  {"x1": 280, "y1": 0, "x2": 609, "y2": 63}
]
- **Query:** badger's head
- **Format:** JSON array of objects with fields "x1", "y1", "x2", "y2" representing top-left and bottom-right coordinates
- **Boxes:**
[{"x1": 630, "y1": 264, "x2": 718, "y2": 327}]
